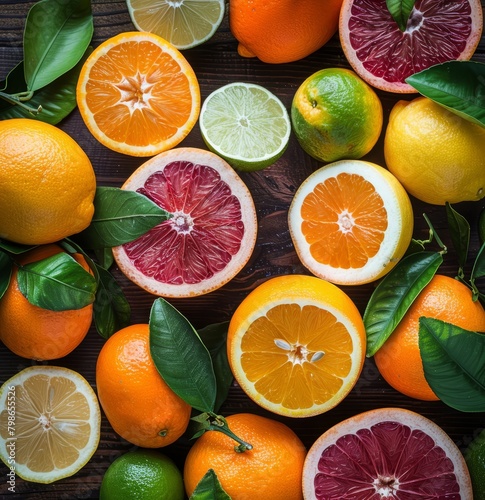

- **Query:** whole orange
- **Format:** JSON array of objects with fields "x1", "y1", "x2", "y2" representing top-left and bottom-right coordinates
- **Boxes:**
[
  {"x1": 229, "y1": 0, "x2": 343, "y2": 64},
  {"x1": 0, "y1": 244, "x2": 93, "y2": 361},
  {"x1": 374, "y1": 274, "x2": 485, "y2": 401},
  {"x1": 96, "y1": 324, "x2": 191, "y2": 448},
  {"x1": 183, "y1": 413, "x2": 306, "y2": 499},
  {"x1": 0, "y1": 118, "x2": 96, "y2": 245}
]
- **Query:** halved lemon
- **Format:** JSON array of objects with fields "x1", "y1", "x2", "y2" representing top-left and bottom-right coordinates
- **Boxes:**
[
  {"x1": 227, "y1": 274, "x2": 366, "y2": 417},
  {"x1": 0, "y1": 366, "x2": 101, "y2": 484},
  {"x1": 288, "y1": 159, "x2": 414, "y2": 286},
  {"x1": 126, "y1": 0, "x2": 225, "y2": 50}
]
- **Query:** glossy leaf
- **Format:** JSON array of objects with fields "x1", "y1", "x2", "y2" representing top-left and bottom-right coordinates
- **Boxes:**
[
  {"x1": 0, "y1": 239, "x2": 34, "y2": 255},
  {"x1": 150, "y1": 298, "x2": 217, "y2": 413},
  {"x1": 0, "y1": 48, "x2": 92, "y2": 124},
  {"x1": 197, "y1": 322, "x2": 233, "y2": 413},
  {"x1": 75, "y1": 187, "x2": 171, "y2": 249},
  {"x1": 419, "y1": 317, "x2": 485, "y2": 412},
  {"x1": 364, "y1": 251, "x2": 443, "y2": 356},
  {"x1": 17, "y1": 252, "x2": 97, "y2": 311},
  {"x1": 386, "y1": 0, "x2": 415, "y2": 31},
  {"x1": 471, "y1": 241, "x2": 485, "y2": 280},
  {"x1": 190, "y1": 469, "x2": 231, "y2": 500},
  {"x1": 93, "y1": 265, "x2": 131, "y2": 339},
  {"x1": 24, "y1": 0, "x2": 93, "y2": 91},
  {"x1": 0, "y1": 251, "x2": 12, "y2": 300},
  {"x1": 445, "y1": 203, "x2": 470, "y2": 270},
  {"x1": 406, "y1": 61, "x2": 485, "y2": 126}
]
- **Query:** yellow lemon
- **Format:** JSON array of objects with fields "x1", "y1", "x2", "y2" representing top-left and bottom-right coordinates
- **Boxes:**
[
  {"x1": 291, "y1": 68, "x2": 383, "y2": 162},
  {"x1": 384, "y1": 97, "x2": 485, "y2": 205}
]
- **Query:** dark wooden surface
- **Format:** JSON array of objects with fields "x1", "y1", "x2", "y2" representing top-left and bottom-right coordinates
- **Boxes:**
[{"x1": 1, "y1": 1, "x2": 485, "y2": 498}]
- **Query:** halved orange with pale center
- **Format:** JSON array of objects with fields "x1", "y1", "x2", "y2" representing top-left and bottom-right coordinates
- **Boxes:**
[
  {"x1": 76, "y1": 32, "x2": 200, "y2": 157},
  {"x1": 227, "y1": 274, "x2": 366, "y2": 417},
  {"x1": 288, "y1": 159, "x2": 414, "y2": 286}
]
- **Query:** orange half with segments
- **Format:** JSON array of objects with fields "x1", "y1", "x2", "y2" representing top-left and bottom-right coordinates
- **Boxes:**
[
  {"x1": 76, "y1": 32, "x2": 200, "y2": 157},
  {"x1": 227, "y1": 274, "x2": 366, "y2": 417},
  {"x1": 288, "y1": 160, "x2": 413, "y2": 286}
]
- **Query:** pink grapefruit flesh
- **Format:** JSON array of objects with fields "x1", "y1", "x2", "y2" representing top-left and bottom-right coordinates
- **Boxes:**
[
  {"x1": 112, "y1": 147, "x2": 257, "y2": 298},
  {"x1": 339, "y1": 0, "x2": 483, "y2": 93},
  {"x1": 303, "y1": 407, "x2": 472, "y2": 498}
]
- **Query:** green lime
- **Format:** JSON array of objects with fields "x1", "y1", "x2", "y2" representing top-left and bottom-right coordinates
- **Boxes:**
[
  {"x1": 291, "y1": 67, "x2": 383, "y2": 163},
  {"x1": 199, "y1": 82, "x2": 291, "y2": 171},
  {"x1": 100, "y1": 450, "x2": 184, "y2": 500},
  {"x1": 465, "y1": 428, "x2": 485, "y2": 499}
]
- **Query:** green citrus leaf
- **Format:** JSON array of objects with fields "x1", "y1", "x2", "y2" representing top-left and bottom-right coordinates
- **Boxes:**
[
  {"x1": 419, "y1": 317, "x2": 485, "y2": 412},
  {"x1": 149, "y1": 298, "x2": 217, "y2": 413},
  {"x1": 0, "y1": 251, "x2": 12, "y2": 300},
  {"x1": 445, "y1": 202, "x2": 470, "y2": 271},
  {"x1": 0, "y1": 48, "x2": 92, "y2": 124},
  {"x1": 190, "y1": 469, "x2": 231, "y2": 500},
  {"x1": 17, "y1": 252, "x2": 97, "y2": 311},
  {"x1": 386, "y1": 0, "x2": 416, "y2": 31},
  {"x1": 0, "y1": 239, "x2": 34, "y2": 255},
  {"x1": 93, "y1": 265, "x2": 131, "y2": 339},
  {"x1": 197, "y1": 322, "x2": 233, "y2": 413},
  {"x1": 24, "y1": 0, "x2": 93, "y2": 91},
  {"x1": 74, "y1": 187, "x2": 171, "y2": 249},
  {"x1": 364, "y1": 251, "x2": 443, "y2": 356},
  {"x1": 406, "y1": 61, "x2": 485, "y2": 126},
  {"x1": 471, "y1": 242, "x2": 485, "y2": 281}
]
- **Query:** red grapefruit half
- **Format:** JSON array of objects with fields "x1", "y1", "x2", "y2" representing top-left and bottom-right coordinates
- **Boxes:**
[
  {"x1": 339, "y1": 0, "x2": 483, "y2": 93},
  {"x1": 112, "y1": 148, "x2": 257, "y2": 298},
  {"x1": 303, "y1": 407, "x2": 472, "y2": 498}
]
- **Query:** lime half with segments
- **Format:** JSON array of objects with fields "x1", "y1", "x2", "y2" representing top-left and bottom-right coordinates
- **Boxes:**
[
  {"x1": 200, "y1": 82, "x2": 291, "y2": 171},
  {"x1": 126, "y1": 0, "x2": 225, "y2": 50}
]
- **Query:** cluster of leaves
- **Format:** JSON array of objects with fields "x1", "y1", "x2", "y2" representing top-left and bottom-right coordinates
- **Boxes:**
[
  {"x1": 364, "y1": 203, "x2": 485, "y2": 413},
  {"x1": 0, "y1": 0, "x2": 93, "y2": 123},
  {"x1": 0, "y1": 187, "x2": 171, "y2": 339}
]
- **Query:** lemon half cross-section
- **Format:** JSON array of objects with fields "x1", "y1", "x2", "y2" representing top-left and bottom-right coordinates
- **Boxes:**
[{"x1": 0, "y1": 366, "x2": 101, "y2": 484}]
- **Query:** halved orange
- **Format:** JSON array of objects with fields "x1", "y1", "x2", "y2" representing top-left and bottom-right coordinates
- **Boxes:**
[
  {"x1": 76, "y1": 32, "x2": 200, "y2": 157},
  {"x1": 227, "y1": 274, "x2": 366, "y2": 417},
  {"x1": 288, "y1": 160, "x2": 414, "y2": 286}
]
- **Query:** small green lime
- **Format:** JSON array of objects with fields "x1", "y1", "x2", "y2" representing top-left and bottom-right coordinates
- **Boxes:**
[
  {"x1": 100, "y1": 449, "x2": 184, "y2": 500},
  {"x1": 291, "y1": 67, "x2": 383, "y2": 163},
  {"x1": 465, "y1": 428, "x2": 485, "y2": 500}
]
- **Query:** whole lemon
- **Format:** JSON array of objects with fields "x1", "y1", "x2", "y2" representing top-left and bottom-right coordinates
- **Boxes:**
[
  {"x1": 291, "y1": 68, "x2": 383, "y2": 162},
  {"x1": 384, "y1": 97, "x2": 485, "y2": 205},
  {"x1": 0, "y1": 118, "x2": 96, "y2": 245}
]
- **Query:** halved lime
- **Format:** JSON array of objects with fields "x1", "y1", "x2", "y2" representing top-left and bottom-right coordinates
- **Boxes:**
[
  {"x1": 199, "y1": 82, "x2": 291, "y2": 171},
  {"x1": 126, "y1": 0, "x2": 225, "y2": 50}
]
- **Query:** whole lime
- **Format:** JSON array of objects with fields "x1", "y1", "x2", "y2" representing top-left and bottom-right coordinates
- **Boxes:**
[
  {"x1": 99, "y1": 450, "x2": 184, "y2": 500},
  {"x1": 290, "y1": 67, "x2": 383, "y2": 162},
  {"x1": 465, "y1": 428, "x2": 485, "y2": 500}
]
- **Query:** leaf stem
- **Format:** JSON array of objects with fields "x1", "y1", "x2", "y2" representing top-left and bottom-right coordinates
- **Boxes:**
[{"x1": 0, "y1": 91, "x2": 42, "y2": 115}]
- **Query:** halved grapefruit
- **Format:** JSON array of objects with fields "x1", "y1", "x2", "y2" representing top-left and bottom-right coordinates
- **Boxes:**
[
  {"x1": 339, "y1": 0, "x2": 483, "y2": 93},
  {"x1": 112, "y1": 148, "x2": 257, "y2": 298},
  {"x1": 303, "y1": 407, "x2": 473, "y2": 498}
]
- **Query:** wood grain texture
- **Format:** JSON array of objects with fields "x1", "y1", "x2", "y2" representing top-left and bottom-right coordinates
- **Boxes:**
[{"x1": 1, "y1": 1, "x2": 485, "y2": 497}]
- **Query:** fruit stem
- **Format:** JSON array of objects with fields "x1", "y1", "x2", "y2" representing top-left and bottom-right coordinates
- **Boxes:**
[
  {"x1": 416, "y1": 213, "x2": 447, "y2": 254},
  {"x1": 191, "y1": 412, "x2": 253, "y2": 453},
  {"x1": 0, "y1": 91, "x2": 42, "y2": 115}
]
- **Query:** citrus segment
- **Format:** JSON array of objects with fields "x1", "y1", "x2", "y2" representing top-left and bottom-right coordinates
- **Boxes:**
[
  {"x1": 288, "y1": 160, "x2": 413, "y2": 286},
  {"x1": 0, "y1": 366, "x2": 101, "y2": 484},
  {"x1": 112, "y1": 147, "x2": 257, "y2": 298},
  {"x1": 76, "y1": 32, "x2": 200, "y2": 156},
  {"x1": 127, "y1": 0, "x2": 225, "y2": 50},
  {"x1": 339, "y1": 0, "x2": 483, "y2": 93},
  {"x1": 200, "y1": 82, "x2": 291, "y2": 171},
  {"x1": 0, "y1": 118, "x2": 96, "y2": 245},
  {"x1": 303, "y1": 407, "x2": 473, "y2": 498},
  {"x1": 227, "y1": 275, "x2": 366, "y2": 417}
]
